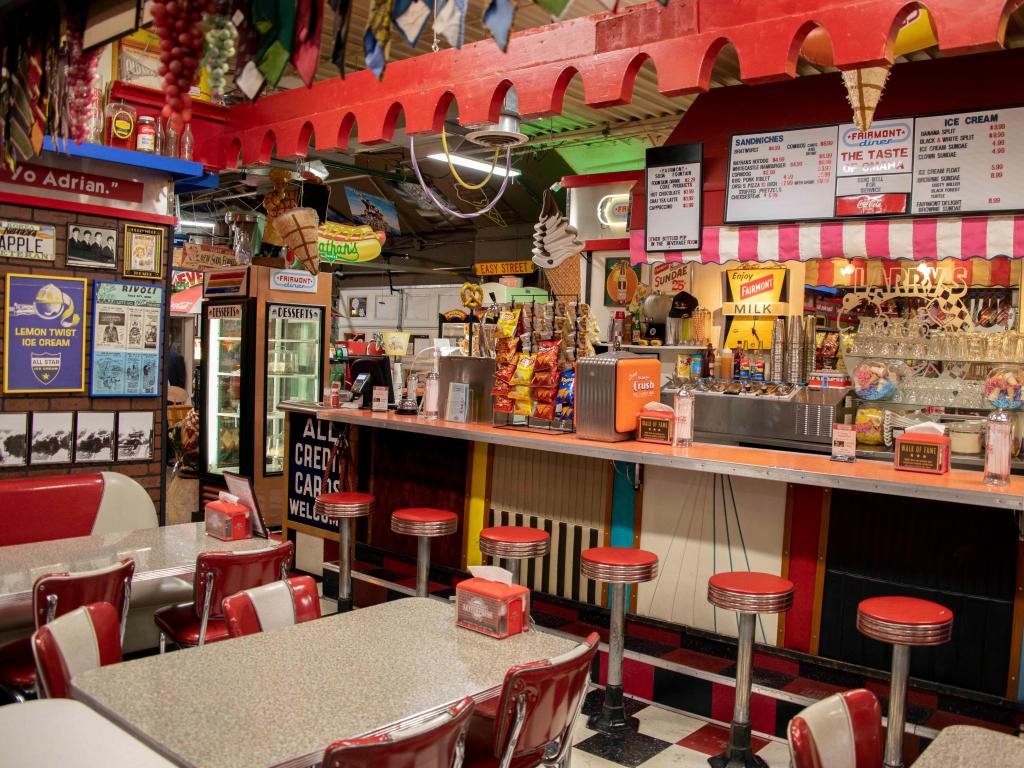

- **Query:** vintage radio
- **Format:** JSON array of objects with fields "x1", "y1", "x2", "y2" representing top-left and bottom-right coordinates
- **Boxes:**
[
  {"x1": 575, "y1": 351, "x2": 661, "y2": 442},
  {"x1": 204, "y1": 497, "x2": 252, "y2": 541},
  {"x1": 456, "y1": 578, "x2": 530, "y2": 638}
]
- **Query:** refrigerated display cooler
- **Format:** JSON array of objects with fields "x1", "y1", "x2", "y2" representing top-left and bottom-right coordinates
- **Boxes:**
[{"x1": 199, "y1": 266, "x2": 331, "y2": 525}]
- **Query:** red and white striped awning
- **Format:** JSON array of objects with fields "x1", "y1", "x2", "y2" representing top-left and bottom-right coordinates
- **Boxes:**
[{"x1": 630, "y1": 215, "x2": 1024, "y2": 266}]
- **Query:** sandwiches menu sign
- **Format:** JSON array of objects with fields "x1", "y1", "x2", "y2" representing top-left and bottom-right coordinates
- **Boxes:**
[{"x1": 725, "y1": 106, "x2": 1024, "y2": 223}]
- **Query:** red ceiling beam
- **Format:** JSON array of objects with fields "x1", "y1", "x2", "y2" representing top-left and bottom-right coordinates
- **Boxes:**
[{"x1": 221, "y1": 0, "x2": 1019, "y2": 168}]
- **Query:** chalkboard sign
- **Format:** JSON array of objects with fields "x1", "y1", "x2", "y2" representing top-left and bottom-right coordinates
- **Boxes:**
[{"x1": 285, "y1": 411, "x2": 344, "y2": 534}]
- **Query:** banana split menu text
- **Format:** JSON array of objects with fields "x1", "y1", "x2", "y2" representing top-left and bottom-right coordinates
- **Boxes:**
[{"x1": 725, "y1": 106, "x2": 1024, "y2": 223}]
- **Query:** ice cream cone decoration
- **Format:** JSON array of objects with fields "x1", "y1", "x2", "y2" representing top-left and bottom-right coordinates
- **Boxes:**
[
  {"x1": 843, "y1": 65, "x2": 890, "y2": 132},
  {"x1": 533, "y1": 190, "x2": 584, "y2": 300},
  {"x1": 273, "y1": 207, "x2": 321, "y2": 276}
]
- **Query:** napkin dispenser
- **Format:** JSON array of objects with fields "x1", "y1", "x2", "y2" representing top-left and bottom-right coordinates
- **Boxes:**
[
  {"x1": 205, "y1": 493, "x2": 252, "y2": 541},
  {"x1": 456, "y1": 569, "x2": 530, "y2": 638},
  {"x1": 576, "y1": 351, "x2": 661, "y2": 442}
]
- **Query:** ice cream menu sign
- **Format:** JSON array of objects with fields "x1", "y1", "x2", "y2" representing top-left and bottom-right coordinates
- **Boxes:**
[
  {"x1": 726, "y1": 106, "x2": 1024, "y2": 222},
  {"x1": 912, "y1": 108, "x2": 1024, "y2": 214},
  {"x1": 645, "y1": 144, "x2": 703, "y2": 251}
]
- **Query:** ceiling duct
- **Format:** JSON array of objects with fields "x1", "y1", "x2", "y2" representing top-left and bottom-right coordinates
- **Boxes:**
[{"x1": 465, "y1": 87, "x2": 528, "y2": 148}]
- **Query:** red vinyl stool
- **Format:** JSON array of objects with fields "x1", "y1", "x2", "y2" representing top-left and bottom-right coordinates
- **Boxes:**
[
  {"x1": 391, "y1": 508, "x2": 458, "y2": 597},
  {"x1": 580, "y1": 546, "x2": 658, "y2": 737},
  {"x1": 478, "y1": 526, "x2": 550, "y2": 584},
  {"x1": 857, "y1": 597, "x2": 953, "y2": 768},
  {"x1": 707, "y1": 572, "x2": 795, "y2": 768},
  {"x1": 315, "y1": 492, "x2": 374, "y2": 613}
]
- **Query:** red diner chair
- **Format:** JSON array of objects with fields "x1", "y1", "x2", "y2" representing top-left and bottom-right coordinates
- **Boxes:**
[
  {"x1": 463, "y1": 632, "x2": 599, "y2": 768},
  {"x1": 788, "y1": 689, "x2": 883, "y2": 768},
  {"x1": 323, "y1": 696, "x2": 475, "y2": 768},
  {"x1": 0, "y1": 559, "x2": 134, "y2": 702},
  {"x1": 222, "y1": 575, "x2": 321, "y2": 638},
  {"x1": 32, "y1": 602, "x2": 123, "y2": 699},
  {"x1": 153, "y1": 541, "x2": 294, "y2": 651}
]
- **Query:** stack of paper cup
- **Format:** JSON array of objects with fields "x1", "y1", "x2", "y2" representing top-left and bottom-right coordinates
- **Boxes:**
[
  {"x1": 771, "y1": 318, "x2": 787, "y2": 383},
  {"x1": 786, "y1": 316, "x2": 804, "y2": 384}
]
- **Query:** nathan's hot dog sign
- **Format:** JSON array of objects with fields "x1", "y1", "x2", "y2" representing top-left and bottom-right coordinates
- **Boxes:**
[
  {"x1": 3, "y1": 274, "x2": 86, "y2": 393},
  {"x1": 722, "y1": 268, "x2": 788, "y2": 349},
  {"x1": 317, "y1": 223, "x2": 386, "y2": 264}
]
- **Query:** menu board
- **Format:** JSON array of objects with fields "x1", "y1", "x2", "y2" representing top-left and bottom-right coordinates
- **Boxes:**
[
  {"x1": 725, "y1": 106, "x2": 1024, "y2": 222},
  {"x1": 912, "y1": 107, "x2": 1024, "y2": 215},
  {"x1": 90, "y1": 281, "x2": 163, "y2": 397},
  {"x1": 725, "y1": 126, "x2": 837, "y2": 223},
  {"x1": 645, "y1": 143, "x2": 702, "y2": 251}
]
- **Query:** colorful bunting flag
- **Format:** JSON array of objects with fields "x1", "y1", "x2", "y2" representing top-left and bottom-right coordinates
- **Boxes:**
[
  {"x1": 392, "y1": 0, "x2": 433, "y2": 47},
  {"x1": 534, "y1": 0, "x2": 572, "y2": 20},
  {"x1": 291, "y1": 0, "x2": 324, "y2": 87},
  {"x1": 364, "y1": 0, "x2": 394, "y2": 79},
  {"x1": 254, "y1": 0, "x2": 297, "y2": 87},
  {"x1": 433, "y1": 0, "x2": 467, "y2": 49},
  {"x1": 327, "y1": 0, "x2": 353, "y2": 76},
  {"x1": 483, "y1": 0, "x2": 515, "y2": 51}
]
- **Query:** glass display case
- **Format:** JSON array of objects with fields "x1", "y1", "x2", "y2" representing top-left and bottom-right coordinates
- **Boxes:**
[
  {"x1": 202, "y1": 302, "x2": 252, "y2": 477},
  {"x1": 264, "y1": 304, "x2": 324, "y2": 474}
]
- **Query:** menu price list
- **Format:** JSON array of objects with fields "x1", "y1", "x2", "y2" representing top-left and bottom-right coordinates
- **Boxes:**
[
  {"x1": 646, "y1": 161, "x2": 701, "y2": 251},
  {"x1": 726, "y1": 126, "x2": 838, "y2": 223},
  {"x1": 912, "y1": 107, "x2": 1024, "y2": 215}
]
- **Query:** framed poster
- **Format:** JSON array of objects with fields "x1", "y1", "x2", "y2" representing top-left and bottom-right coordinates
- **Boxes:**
[
  {"x1": 645, "y1": 143, "x2": 703, "y2": 252},
  {"x1": 75, "y1": 411, "x2": 115, "y2": 463},
  {"x1": 0, "y1": 220, "x2": 55, "y2": 262},
  {"x1": 3, "y1": 274, "x2": 87, "y2": 393},
  {"x1": 30, "y1": 411, "x2": 73, "y2": 465},
  {"x1": 122, "y1": 223, "x2": 164, "y2": 279},
  {"x1": 91, "y1": 281, "x2": 163, "y2": 397},
  {"x1": 68, "y1": 225, "x2": 117, "y2": 269},
  {"x1": 0, "y1": 412, "x2": 29, "y2": 467},
  {"x1": 117, "y1": 411, "x2": 154, "y2": 461},
  {"x1": 603, "y1": 257, "x2": 641, "y2": 307}
]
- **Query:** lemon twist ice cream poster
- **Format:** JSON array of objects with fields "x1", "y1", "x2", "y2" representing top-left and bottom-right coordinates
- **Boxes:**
[{"x1": 4, "y1": 274, "x2": 87, "y2": 393}]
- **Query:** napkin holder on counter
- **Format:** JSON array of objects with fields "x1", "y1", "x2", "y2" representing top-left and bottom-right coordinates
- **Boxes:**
[
  {"x1": 456, "y1": 566, "x2": 530, "y2": 639},
  {"x1": 205, "y1": 492, "x2": 252, "y2": 541},
  {"x1": 894, "y1": 422, "x2": 950, "y2": 475}
]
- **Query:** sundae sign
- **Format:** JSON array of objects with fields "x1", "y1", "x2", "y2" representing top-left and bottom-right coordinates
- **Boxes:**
[{"x1": 3, "y1": 274, "x2": 86, "y2": 393}]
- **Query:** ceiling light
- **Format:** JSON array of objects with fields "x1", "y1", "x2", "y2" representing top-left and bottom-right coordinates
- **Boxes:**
[
  {"x1": 178, "y1": 219, "x2": 217, "y2": 230},
  {"x1": 426, "y1": 153, "x2": 521, "y2": 178}
]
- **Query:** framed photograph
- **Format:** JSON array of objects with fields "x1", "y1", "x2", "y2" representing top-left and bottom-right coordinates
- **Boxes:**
[
  {"x1": 67, "y1": 225, "x2": 117, "y2": 269},
  {"x1": 75, "y1": 411, "x2": 115, "y2": 463},
  {"x1": 0, "y1": 412, "x2": 29, "y2": 467},
  {"x1": 117, "y1": 411, "x2": 154, "y2": 461},
  {"x1": 83, "y1": 0, "x2": 142, "y2": 51},
  {"x1": 30, "y1": 411, "x2": 73, "y2": 465},
  {"x1": 122, "y1": 223, "x2": 164, "y2": 280},
  {"x1": 349, "y1": 296, "x2": 368, "y2": 318}
]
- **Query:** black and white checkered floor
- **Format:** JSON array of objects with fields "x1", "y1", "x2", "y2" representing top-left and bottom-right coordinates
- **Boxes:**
[{"x1": 571, "y1": 691, "x2": 790, "y2": 768}]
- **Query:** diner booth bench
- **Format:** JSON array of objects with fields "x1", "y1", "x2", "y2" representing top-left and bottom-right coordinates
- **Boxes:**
[{"x1": 0, "y1": 472, "x2": 192, "y2": 653}]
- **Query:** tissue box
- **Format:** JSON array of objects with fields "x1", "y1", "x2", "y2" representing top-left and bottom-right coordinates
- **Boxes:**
[
  {"x1": 205, "y1": 499, "x2": 252, "y2": 541},
  {"x1": 894, "y1": 432, "x2": 950, "y2": 474},
  {"x1": 456, "y1": 578, "x2": 530, "y2": 638}
]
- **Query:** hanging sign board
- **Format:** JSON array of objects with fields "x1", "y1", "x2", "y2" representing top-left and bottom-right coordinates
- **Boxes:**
[
  {"x1": 270, "y1": 269, "x2": 318, "y2": 293},
  {"x1": 286, "y1": 412, "x2": 345, "y2": 534},
  {"x1": 176, "y1": 242, "x2": 240, "y2": 270},
  {"x1": 722, "y1": 268, "x2": 788, "y2": 349},
  {"x1": 0, "y1": 221, "x2": 55, "y2": 262},
  {"x1": 473, "y1": 260, "x2": 535, "y2": 276},
  {"x1": 203, "y1": 267, "x2": 249, "y2": 298},
  {"x1": 652, "y1": 262, "x2": 688, "y2": 294},
  {"x1": 3, "y1": 274, "x2": 87, "y2": 393},
  {"x1": 90, "y1": 281, "x2": 163, "y2": 397},
  {"x1": 317, "y1": 223, "x2": 385, "y2": 264},
  {"x1": 645, "y1": 143, "x2": 702, "y2": 252},
  {"x1": 725, "y1": 105, "x2": 1024, "y2": 223}
]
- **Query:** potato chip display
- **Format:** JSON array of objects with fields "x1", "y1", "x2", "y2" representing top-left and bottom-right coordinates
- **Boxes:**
[
  {"x1": 534, "y1": 387, "x2": 557, "y2": 404},
  {"x1": 509, "y1": 355, "x2": 536, "y2": 385},
  {"x1": 495, "y1": 363, "x2": 516, "y2": 383},
  {"x1": 535, "y1": 344, "x2": 558, "y2": 371},
  {"x1": 509, "y1": 385, "x2": 533, "y2": 400},
  {"x1": 491, "y1": 380, "x2": 510, "y2": 396},
  {"x1": 493, "y1": 395, "x2": 514, "y2": 413},
  {"x1": 532, "y1": 370, "x2": 559, "y2": 388},
  {"x1": 495, "y1": 308, "x2": 521, "y2": 338},
  {"x1": 514, "y1": 399, "x2": 533, "y2": 417},
  {"x1": 534, "y1": 402, "x2": 555, "y2": 421}
]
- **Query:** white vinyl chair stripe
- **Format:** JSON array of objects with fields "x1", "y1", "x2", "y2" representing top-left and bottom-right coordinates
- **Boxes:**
[
  {"x1": 790, "y1": 693, "x2": 856, "y2": 768},
  {"x1": 46, "y1": 606, "x2": 101, "y2": 683},
  {"x1": 245, "y1": 581, "x2": 296, "y2": 632}
]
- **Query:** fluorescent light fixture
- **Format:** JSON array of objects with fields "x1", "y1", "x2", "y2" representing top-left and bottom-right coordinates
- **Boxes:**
[
  {"x1": 426, "y1": 153, "x2": 521, "y2": 178},
  {"x1": 178, "y1": 219, "x2": 217, "y2": 230}
]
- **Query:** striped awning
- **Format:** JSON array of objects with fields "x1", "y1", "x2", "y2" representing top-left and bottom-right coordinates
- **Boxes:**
[
  {"x1": 630, "y1": 215, "x2": 1024, "y2": 266},
  {"x1": 805, "y1": 257, "x2": 1021, "y2": 288}
]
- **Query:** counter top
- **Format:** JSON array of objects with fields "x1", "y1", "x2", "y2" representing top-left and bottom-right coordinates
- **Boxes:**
[
  {"x1": 913, "y1": 725, "x2": 1024, "y2": 767},
  {"x1": 73, "y1": 598, "x2": 577, "y2": 768},
  {"x1": 281, "y1": 405, "x2": 1024, "y2": 511},
  {"x1": 0, "y1": 524, "x2": 274, "y2": 607}
]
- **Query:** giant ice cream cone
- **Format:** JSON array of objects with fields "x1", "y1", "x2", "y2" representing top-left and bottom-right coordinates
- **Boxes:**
[
  {"x1": 843, "y1": 65, "x2": 890, "y2": 132},
  {"x1": 273, "y1": 207, "x2": 321, "y2": 276},
  {"x1": 544, "y1": 251, "x2": 582, "y2": 301}
]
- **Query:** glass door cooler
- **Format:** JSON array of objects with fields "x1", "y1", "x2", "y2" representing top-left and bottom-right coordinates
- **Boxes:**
[
  {"x1": 264, "y1": 304, "x2": 325, "y2": 474},
  {"x1": 200, "y1": 300, "x2": 255, "y2": 485}
]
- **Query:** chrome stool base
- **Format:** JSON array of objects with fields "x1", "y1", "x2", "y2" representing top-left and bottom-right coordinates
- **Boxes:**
[
  {"x1": 707, "y1": 723, "x2": 768, "y2": 768},
  {"x1": 587, "y1": 683, "x2": 637, "y2": 736}
]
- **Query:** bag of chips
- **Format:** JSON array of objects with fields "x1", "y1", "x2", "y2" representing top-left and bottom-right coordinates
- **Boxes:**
[
  {"x1": 534, "y1": 402, "x2": 555, "y2": 421},
  {"x1": 535, "y1": 343, "x2": 558, "y2": 371},
  {"x1": 514, "y1": 399, "x2": 533, "y2": 417},
  {"x1": 509, "y1": 355, "x2": 536, "y2": 385},
  {"x1": 555, "y1": 369, "x2": 575, "y2": 421},
  {"x1": 532, "y1": 369, "x2": 559, "y2": 388},
  {"x1": 509, "y1": 385, "x2": 532, "y2": 400},
  {"x1": 493, "y1": 395, "x2": 514, "y2": 413},
  {"x1": 491, "y1": 379, "x2": 510, "y2": 396},
  {"x1": 495, "y1": 308, "x2": 521, "y2": 338},
  {"x1": 534, "y1": 387, "x2": 557, "y2": 404},
  {"x1": 495, "y1": 363, "x2": 516, "y2": 383}
]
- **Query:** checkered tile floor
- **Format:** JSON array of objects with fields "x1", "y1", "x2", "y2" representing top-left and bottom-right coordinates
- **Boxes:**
[{"x1": 571, "y1": 690, "x2": 790, "y2": 768}]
